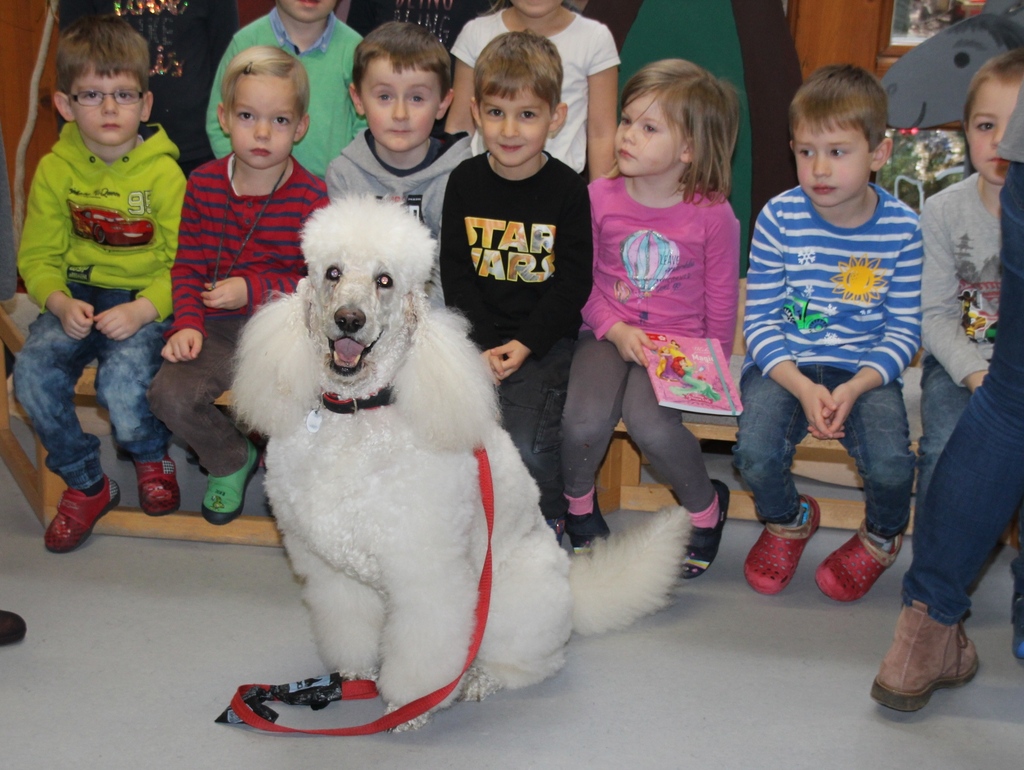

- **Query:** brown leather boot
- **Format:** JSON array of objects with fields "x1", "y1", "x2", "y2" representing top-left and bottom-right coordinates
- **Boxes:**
[{"x1": 871, "y1": 600, "x2": 978, "y2": 711}]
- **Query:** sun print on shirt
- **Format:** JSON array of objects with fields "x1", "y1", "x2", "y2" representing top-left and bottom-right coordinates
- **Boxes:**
[{"x1": 831, "y1": 255, "x2": 887, "y2": 303}]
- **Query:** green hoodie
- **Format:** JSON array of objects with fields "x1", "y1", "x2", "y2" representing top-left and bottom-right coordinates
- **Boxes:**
[{"x1": 18, "y1": 122, "x2": 186, "y2": 320}]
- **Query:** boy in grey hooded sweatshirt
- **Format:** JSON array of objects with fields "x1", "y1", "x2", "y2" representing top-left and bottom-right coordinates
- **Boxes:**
[{"x1": 326, "y1": 22, "x2": 471, "y2": 304}]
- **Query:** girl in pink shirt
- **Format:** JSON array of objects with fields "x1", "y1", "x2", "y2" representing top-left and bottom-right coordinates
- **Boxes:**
[{"x1": 560, "y1": 60, "x2": 740, "y2": 575}]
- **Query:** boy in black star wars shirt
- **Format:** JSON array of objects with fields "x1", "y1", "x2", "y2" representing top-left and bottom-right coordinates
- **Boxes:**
[{"x1": 440, "y1": 31, "x2": 593, "y2": 546}]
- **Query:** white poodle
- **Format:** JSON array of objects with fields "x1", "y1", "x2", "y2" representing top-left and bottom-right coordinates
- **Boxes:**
[{"x1": 232, "y1": 197, "x2": 691, "y2": 729}]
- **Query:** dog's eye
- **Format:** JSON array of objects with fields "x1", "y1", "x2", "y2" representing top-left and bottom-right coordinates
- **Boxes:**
[
  {"x1": 376, "y1": 273, "x2": 393, "y2": 289},
  {"x1": 325, "y1": 266, "x2": 341, "y2": 282}
]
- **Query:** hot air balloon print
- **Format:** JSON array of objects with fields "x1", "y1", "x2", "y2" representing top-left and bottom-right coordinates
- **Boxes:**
[{"x1": 620, "y1": 229, "x2": 680, "y2": 296}]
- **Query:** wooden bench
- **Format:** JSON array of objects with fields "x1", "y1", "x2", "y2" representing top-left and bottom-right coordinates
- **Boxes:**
[
  {"x1": 594, "y1": 367, "x2": 922, "y2": 532},
  {"x1": 591, "y1": 279, "x2": 929, "y2": 532},
  {"x1": 590, "y1": 281, "x2": 1018, "y2": 547},
  {"x1": 0, "y1": 299, "x2": 281, "y2": 547},
  {"x1": 2, "y1": 288, "x2": 1013, "y2": 547}
]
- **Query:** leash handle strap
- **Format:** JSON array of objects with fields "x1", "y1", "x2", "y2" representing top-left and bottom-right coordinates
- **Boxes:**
[{"x1": 223, "y1": 447, "x2": 494, "y2": 735}]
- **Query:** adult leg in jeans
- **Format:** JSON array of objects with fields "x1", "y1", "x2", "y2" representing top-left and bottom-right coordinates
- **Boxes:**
[
  {"x1": 901, "y1": 162, "x2": 1024, "y2": 624},
  {"x1": 915, "y1": 354, "x2": 973, "y2": 511},
  {"x1": 873, "y1": 161, "x2": 1024, "y2": 710}
]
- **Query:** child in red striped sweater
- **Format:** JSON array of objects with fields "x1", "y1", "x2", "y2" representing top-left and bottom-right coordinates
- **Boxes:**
[{"x1": 148, "y1": 46, "x2": 327, "y2": 525}]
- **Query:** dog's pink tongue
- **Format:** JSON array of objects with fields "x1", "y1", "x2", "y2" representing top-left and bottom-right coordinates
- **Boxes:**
[{"x1": 333, "y1": 338, "x2": 366, "y2": 368}]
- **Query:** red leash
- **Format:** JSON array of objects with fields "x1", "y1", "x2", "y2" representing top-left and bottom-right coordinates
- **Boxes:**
[{"x1": 217, "y1": 447, "x2": 495, "y2": 734}]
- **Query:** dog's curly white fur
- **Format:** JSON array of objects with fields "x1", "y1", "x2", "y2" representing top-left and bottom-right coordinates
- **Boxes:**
[{"x1": 233, "y1": 197, "x2": 691, "y2": 728}]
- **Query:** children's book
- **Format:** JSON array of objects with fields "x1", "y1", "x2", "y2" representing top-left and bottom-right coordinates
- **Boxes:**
[{"x1": 643, "y1": 333, "x2": 743, "y2": 416}]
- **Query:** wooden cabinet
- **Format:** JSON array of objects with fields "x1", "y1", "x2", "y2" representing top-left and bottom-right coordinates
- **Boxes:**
[{"x1": 787, "y1": 0, "x2": 909, "y2": 78}]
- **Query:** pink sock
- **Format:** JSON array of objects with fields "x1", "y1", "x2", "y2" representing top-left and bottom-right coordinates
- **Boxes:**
[
  {"x1": 690, "y1": 495, "x2": 720, "y2": 529},
  {"x1": 565, "y1": 487, "x2": 595, "y2": 517}
]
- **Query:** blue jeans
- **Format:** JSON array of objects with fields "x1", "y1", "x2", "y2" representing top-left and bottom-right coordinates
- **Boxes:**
[
  {"x1": 733, "y1": 364, "x2": 915, "y2": 538},
  {"x1": 14, "y1": 284, "x2": 170, "y2": 489},
  {"x1": 916, "y1": 354, "x2": 974, "y2": 509},
  {"x1": 498, "y1": 337, "x2": 573, "y2": 520},
  {"x1": 902, "y1": 161, "x2": 1024, "y2": 624}
]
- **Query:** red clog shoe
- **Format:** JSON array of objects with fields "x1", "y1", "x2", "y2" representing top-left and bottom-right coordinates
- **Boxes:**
[
  {"x1": 744, "y1": 495, "x2": 820, "y2": 595},
  {"x1": 815, "y1": 521, "x2": 901, "y2": 602}
]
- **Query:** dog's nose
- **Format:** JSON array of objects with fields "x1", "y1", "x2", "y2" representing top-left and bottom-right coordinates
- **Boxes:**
[{"x1": 334, "y1": 308, "x2": 366, "y2": 334}]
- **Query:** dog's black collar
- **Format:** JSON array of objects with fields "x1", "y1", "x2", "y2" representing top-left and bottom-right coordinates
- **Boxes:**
[{"x1": 321, "y1": 387, "x2": 394, "y2": 414}]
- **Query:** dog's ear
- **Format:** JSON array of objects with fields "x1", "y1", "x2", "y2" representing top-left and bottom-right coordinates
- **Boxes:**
[
  {"x1": 394, "y1": 307, "x2": 499, "y2": 452},
  {"x1": 401, "y1": 289, "x2": 420, "y2": 331},
  {"x1": 296, "y1": 277, "x2": 319, "y2": 340},
  {"x1": 232, "y1": 280, "x2": 321, "y2": 438}
]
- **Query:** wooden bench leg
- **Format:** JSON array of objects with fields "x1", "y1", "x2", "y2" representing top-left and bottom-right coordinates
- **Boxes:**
[
  {"x1": 37, "y1": 438, "x2": 62, "y2": 527},
  {"x1": 597, "y1": 434, "x2": 641, "y2": 513}
]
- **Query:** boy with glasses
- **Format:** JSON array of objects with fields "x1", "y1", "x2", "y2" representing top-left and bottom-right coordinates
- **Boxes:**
[{"x1": 15, "y1": 15, "x2": 186, "y2": 552}]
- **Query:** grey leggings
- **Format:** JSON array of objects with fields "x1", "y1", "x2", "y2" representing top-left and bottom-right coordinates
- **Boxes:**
[{"x1": 560, "y1": 332, "x2": 714, "y2": 511}]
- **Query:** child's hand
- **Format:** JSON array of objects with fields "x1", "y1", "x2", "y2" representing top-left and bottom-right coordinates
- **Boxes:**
[
  {"x1": 794, "y1": 381, "x2": 842, "y2": 439},
  {"x1": 45, "y1": 292, "x2": 94, "y2": 339},
  {"x1": 605, "y1": 322, "x2": 656, "y2": 365},
  {"x1": 201, "y1": 277, "x2": 248, "y2": 310},
  {"x1": 963, "y1": 370, "x2": 987, "y2": 393},
  {"x1": 162, "y1": 329, "x2": 204, "y2": 362},
  {"x1": 826, "y1": 369, "x2": 883, "y2": 437},
  {"x1": 481, "y1": 349, "x2": 504, "y2": 384},
  {"x1": 486, "y1": 340, "x2": 531, "y2": 380},
  {"x1": 768, "y1": 362, "x2": 841, "y2": 439},
  {"x1": 94, "y1": 298, "x2": 158, "y2": 341}
]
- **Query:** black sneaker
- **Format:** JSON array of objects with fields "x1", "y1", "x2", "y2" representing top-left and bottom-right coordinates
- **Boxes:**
[
  {"x1": 565, "y1": 493, "x2": 611, "y2": 554},
  {"x1": 681, "y1": 479, "x2": 730, "y2": 579}
]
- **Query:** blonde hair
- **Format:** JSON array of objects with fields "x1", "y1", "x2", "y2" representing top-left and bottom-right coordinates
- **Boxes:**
[
  {"x1": 473, "y1": 31, "x2": 562, "y2": 110},
  {"x1": 352, "y1": 21, "x2": 452, "y2": 94},
  {"x1": 615, "y1": 59, "x2": 739, "y2": 203},
  {"x1": 963, "y1": 48, "x2": 1024, "y2": 124},
  {"x1": 56, "y1": 14, "x2": 149, "y2": 94},
  {"x1": 220, "y1": 46, "x2": 311, "y2": 116},
  {"x1": 789, "y1": 64, "x2": 888, "y2": 149}
]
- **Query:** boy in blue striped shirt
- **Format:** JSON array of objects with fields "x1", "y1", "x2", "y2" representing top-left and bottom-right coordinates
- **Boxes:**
[{"x1": 733, "y1": 65, "x2": 922, "y2": 602}]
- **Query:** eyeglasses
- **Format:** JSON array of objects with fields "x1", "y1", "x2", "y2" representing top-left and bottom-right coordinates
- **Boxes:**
[{"x1": 70, "y1": 90, "x2": 144, "y2": 107}]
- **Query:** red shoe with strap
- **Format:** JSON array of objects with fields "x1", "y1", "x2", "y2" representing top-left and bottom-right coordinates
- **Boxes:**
[
  {"x1": 744, "y1": 495, "x2": 820, "y2": 595},
  {"x1": 815, "y1": 521, "x2": 901, "y2": 602},
  {"x1": 45, "y1": 476, "x2": 121, "y2": 553},
  {"x1": 135, "y1": 456, "x2": 180, "y2": 516}
]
